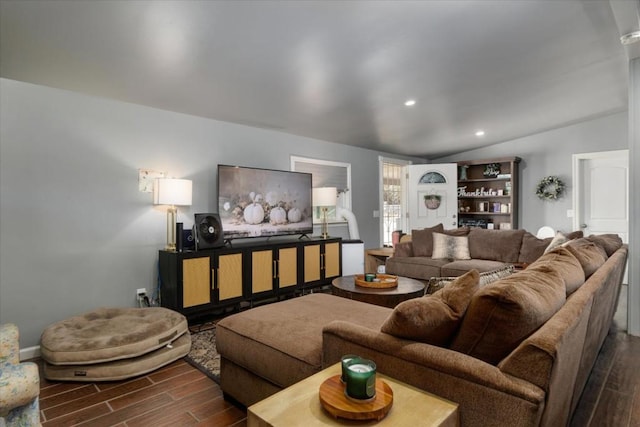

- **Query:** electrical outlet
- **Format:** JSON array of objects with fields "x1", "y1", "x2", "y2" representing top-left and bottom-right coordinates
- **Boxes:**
[{"x1": 136, "y1": 288, "x2": 147, "y2": 296}]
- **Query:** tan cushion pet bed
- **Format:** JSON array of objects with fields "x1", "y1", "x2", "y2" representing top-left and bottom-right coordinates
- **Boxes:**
[
  {"x1": 40, "y1": 307, "x2": 188, "y2": 365},
  {"x1": 43, "y1": 331, "x2": 191, "y2": 381}
]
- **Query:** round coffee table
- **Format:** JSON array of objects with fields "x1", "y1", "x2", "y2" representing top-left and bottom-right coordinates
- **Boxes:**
[{"x1": 331, "y1": 275, "x2": 425, "y2": 308}]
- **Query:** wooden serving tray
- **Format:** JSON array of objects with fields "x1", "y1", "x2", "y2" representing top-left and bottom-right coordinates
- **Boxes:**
[
  {"x1": 354, "y1": 274, "x2": 398, "y2": 288},
  {"x1": 319, "y1": 374, "x2": 393, "y2": 421}
]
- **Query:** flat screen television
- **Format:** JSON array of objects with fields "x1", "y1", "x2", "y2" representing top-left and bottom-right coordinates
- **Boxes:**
[{"x1": 217, "y1": 164, "x2": 313, "y2": 240}]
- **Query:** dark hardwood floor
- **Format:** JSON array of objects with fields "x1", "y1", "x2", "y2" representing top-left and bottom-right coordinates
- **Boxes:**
[{"x1": 36, "y1": 287, "x2": 639, "y2": 427}]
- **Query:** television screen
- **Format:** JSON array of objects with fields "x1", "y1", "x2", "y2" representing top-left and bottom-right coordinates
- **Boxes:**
[{"x1": 217, "y1": 165, "x2": 313, "y2": 239}]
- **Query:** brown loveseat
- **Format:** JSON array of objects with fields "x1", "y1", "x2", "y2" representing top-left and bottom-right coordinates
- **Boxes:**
[
  {"x1": 385, "y1": 224, "x2": 583, "y2": 288},
  {"x1": 216, "y1": 234, "x2": 627, "y2": 426}
]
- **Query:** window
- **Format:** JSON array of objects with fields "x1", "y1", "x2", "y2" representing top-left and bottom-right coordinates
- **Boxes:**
[
  {"x1": 291, "y1": 156, "x2": 351, "y2": 222},
  {"x1": 379, "y1": 157, "x2": 410, "y2": 246}
]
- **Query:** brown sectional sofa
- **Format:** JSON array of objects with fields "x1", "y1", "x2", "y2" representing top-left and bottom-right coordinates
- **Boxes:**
[{"x1": 216, "y1": 234, "x2": 627, "y2": 426}]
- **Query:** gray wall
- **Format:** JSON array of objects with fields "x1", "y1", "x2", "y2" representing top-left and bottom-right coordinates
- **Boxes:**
[
  {"x1": 432, "y1": 111, "x2": 628, "y2": 233},
  {"x1": 0, "y1": 78, "x2": 421, "y2": 347}
]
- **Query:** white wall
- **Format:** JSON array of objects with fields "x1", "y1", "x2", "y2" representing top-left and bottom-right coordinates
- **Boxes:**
[
  {"x1": 432, "y1": 112, "x2": 628, "y2": 233},
  {"x1": 0, "y1": 78, "x2": 421, "y2": 347}
]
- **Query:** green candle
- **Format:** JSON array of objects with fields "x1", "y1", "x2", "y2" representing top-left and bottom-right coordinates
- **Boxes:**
[
  {"x1": 340, "y1": 354, "x2": 360, "y2": 383},
  {"x1": 345, "y1": 359, "x2": 376, "y2": 400}
]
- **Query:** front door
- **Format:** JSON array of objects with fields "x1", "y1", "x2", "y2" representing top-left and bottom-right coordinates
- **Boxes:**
[{"x1": 406, "y1": 164, "x2": 458, "y2": 231}]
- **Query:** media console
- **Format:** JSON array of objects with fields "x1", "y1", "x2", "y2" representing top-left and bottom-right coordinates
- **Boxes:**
[{"x1": 158, "y1": 237, "x2": 342, "y2": 322}]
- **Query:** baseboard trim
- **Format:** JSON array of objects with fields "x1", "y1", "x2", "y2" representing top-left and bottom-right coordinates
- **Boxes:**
[{"x1": 20, "y1": 345, "x2": 41, "y2": 361}]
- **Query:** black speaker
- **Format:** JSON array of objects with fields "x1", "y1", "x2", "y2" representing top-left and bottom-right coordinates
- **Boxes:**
[
  {"x1": 182, "y1": 228, "x2": 195, "y2": 251},
  {"x1": 194, "y1": 213, "x2": 224, "y2": 250},
  {"x1": 176, "y1": 222, "x2": 184, "y2": 252}
]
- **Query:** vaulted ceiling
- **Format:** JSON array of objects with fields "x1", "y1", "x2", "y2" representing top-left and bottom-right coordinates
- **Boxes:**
[{"x1": 1, "y1": 1, "x2": 637, "y2": 158}]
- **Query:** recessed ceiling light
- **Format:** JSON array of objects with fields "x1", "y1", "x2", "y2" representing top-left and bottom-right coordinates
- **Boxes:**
[
  {"x1": 404, "y1": 99, "x2": 416, "y2": 107},
  {"x1": 620, "y1": 30, "x2": 640, "y2": 45},
  {"x1": 475, "y1": 130, "x2": 486, "y2": 137}
]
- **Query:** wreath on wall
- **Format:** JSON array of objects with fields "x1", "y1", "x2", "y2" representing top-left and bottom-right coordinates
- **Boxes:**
[{"x1": 536, "y1": 176, "x2": 565, "y2": 201}]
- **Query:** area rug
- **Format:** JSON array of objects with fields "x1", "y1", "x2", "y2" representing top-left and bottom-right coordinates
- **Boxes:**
[{"x1": 185, "y1": 321, "x2": 220, "y2": 383}]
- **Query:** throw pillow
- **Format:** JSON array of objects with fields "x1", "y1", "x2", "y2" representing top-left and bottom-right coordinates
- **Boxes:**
[
  {"x1": 381, "y1": 270, "x2": 480, "y2": 346},
  {"x1": 587, "y1": 234, "x2": 623, "y2": 257},
  {"x1": 543, "y1": 232, "x2": 569, "y2": 253},
  {"x1": 431, "y1": 232, "x2": 471, "y2": 260},
  {"x1": 411, "y1": 223, "x2": 445, "y2": 257},
  {"x1": 526, "y1": 247, "x2": 585, "y2": 295},
  {"x1": 450, "y1": 267, "x2": 566, "y2": 365},
  {"x1": 565, "y1": 238, "x2": 608, "y2": 277},
  {"x1": 441, "y1": 227, "x2": 471, "y2": 236},
  {"x1": 427, "y1": 265, "x2": 515, "y2": 294}
]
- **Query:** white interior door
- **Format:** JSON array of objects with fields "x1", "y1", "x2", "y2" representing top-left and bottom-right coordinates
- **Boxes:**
[
  {"x1": 573, "y1": 150, "x2": 629, "y2": 282},
  {"x1": 406, "y1": 164, "x2": 458, "y2": 231}
]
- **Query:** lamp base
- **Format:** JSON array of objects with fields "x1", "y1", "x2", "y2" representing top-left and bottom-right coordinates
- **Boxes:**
[
  {"x1": 166, "y1": 206, "x2": 177, "y2": 252},
  {"x1": 321, "y1": 207, "x2": 330, "y2": 239}
]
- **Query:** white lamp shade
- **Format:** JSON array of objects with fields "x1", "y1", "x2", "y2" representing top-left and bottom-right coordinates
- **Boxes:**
[
  {"x1": 313, "y1": 187, "x2": 337, "y2": 206},
  {"x1": 154, "y1": 178, "x2": 192, "y2": 206}
]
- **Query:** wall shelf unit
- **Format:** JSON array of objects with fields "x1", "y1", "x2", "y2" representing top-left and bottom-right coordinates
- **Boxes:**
[{"x1": 457, "y1": 156, "x2": 521, "y2": 230}]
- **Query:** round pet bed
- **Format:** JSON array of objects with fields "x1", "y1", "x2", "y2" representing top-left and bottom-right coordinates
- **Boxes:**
[
  {"x1": 40, "y1": 307, "x2": 188, "y2": 365},
  {"x1": 43, "y1": 332, "x2": 191, "y2": 381}
]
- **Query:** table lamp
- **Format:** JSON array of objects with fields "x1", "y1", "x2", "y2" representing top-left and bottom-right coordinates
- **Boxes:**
[
  {"x1": 154, "y1": 178, "x2": 192, "y2": 251},
  {"x1": 313, "y1": 187, "x2": 337, "y2": 239}
]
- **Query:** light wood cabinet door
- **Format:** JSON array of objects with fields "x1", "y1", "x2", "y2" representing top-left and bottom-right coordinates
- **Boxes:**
[
  {"x1": 304, "y1": 244, "x2": 321, "y2": 283},
  {"x1": 278, "y1": 247, "x2": 298, "y2": 288},
  {"x1": 324, "y1": 242, "x2": 340, "y2": 278},
  {"x1": 252, "y1": 249, "x2": 274, "y2": 294},
  {"x1": 218, "y1": 253, "x2": 243, "y2": 301},
  {"x1": 182, "y1": 257, "x2": 211, "y2": 308}
]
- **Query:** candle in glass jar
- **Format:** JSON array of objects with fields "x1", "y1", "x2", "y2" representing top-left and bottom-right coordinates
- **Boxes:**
[
  {"x1": 340, "y1": 354, "x2": 360, "y2": 383},
  {"x1": 345, "y1": 359, "x2": 376, "y2": 400}
]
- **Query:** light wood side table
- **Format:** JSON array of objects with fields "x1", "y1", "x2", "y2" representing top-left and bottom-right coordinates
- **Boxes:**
[
  {"x1": 365, "y1": 247, "x2": 395, "y2": 274},
  {"x1": 248, "y1": 363, "x2": 459, "y2": 427}
]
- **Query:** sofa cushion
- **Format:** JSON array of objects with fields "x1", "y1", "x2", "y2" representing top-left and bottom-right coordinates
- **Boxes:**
[
  {"x1": 442, "y1": 227, "x2": 471, "y2": 236},
  {"x1": 427, "y1": 265, "x2": 515, "y2": 294},
  {"x1": 216, "y1": 293, "x2": 391, "y2": 389},
  {"x1": 587, "y1": 234, "x2": 623, "y2": 257},
  {"x1": 451, "y1": 268, "x2": 566, "y2": 365},
  {"x1": 440, "y1": 259, "x2": 508, "y2": 277},
  {"x1": 432, "y1": 233, "x2": 471, "y2": 260},
  {"x1": 381, "y1": 270, "x2": 479, "y2": 346},
  {"x1": 528, "y1": 247, "x2": 585, "y2": 296},
  {"x1": 411, "y1": 223, "x2": 445, "y2": 257},
  {"x1": 467, "y1": 228, "x2": 526, "y2": 263},
  {"x1": 385, "y1": 257, "x2": 449, "y2": 281},
  {"x1": 518, "y1": 231, "x2": 583, "y2": 264},
  {"x1": 565, "y1": 238, "x2": 608, "y2": 278}
]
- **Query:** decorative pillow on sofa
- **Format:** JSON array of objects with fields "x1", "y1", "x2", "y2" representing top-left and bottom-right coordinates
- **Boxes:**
[
  {"x1": 450, "y1": 267, "x2": 566, "y2": 365},
  {"x1": 381, "y1": 270, "x2": 480, "y2": 346},
  {"x1": 528, "y1": 247, "x2": 585, "y2": 295},
  {"x1": 427, "y1": 265, "x2": 515, "y2": 294},
  {"x1": 587, "y1": 234, "x2": 623, "y2": 257},
  {"x1": 411, "y1": 223, "x2": 445, "y2": 257},
  {"x1": 518, "y1": 231, "x2": 583, "y2": 264},
  {"x1": 432, "y1": 232, "x2": 471, "y2": 260},
  {"x1": 543, "y1": 232, "x2": 570, "y2": 253},
  {"x1": 467, "y1": 228, "x2": 526, "y2": 263},
  {"x1": 564, "y1": 238, "x2": 608, "y2": 278}
]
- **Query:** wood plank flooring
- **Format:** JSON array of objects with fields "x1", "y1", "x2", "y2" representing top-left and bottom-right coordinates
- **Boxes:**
[
  {"x1": 36, "y1": 283, "x2": 638, "y2": 426},
  {"x1": 36, "y1": 328, "x2": 640, "y2": 426}
]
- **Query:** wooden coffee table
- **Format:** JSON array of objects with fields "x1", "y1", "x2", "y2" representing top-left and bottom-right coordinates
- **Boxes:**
[
  {"x1": 331, "y1": 275, "x2": 425, "y2": 308},
  {"x1": 248, "y1": 362, "x2": 459, "y2": 426}
]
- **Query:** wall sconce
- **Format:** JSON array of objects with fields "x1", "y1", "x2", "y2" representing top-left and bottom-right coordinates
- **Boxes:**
[
  {"x1": 154, "y1": 178, "x2": 192, "y2": 251},
  {"x1": 313, "y1": 187, "x2": 337, "y2": 239}
]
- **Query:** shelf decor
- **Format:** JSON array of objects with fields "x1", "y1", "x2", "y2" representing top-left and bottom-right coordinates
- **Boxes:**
[{"x1": 536, "y1": 176, "x2": 565, "y2": 201}]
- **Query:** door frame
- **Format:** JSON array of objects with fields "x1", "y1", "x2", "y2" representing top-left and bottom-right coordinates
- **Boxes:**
[{"x1": 378, "y1": 156, "x2": 411, "y2": 247}]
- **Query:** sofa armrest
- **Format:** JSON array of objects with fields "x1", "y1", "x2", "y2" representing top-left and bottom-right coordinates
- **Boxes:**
[
  {"x1": 0, "y1": 362, "x2": 40, "y2": 413},
  {"x1": 392, "y1": 241, "x2": 413, "y2": 257},
  {"x1": 323, "y1": 320, "x2": 545, "y2": 426}
]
